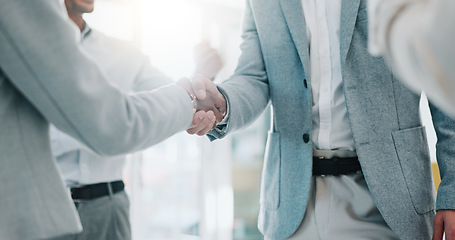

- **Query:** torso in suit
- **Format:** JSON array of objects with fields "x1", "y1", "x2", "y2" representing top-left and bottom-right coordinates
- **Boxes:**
[
  {"x1": 0, "y1": 1, "x2": 193, "y2": 239},
  {"x1": 209, "y1": 0, "x2": 455, "y2": 239}
]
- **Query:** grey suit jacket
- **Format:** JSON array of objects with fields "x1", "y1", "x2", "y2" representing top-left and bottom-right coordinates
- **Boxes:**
[
  {"x1": 0, "y1": 1, "x2": 192, "y2": 239},
  {"x1": 209, "y1": 0, "x2": 455, "y2": 239}
]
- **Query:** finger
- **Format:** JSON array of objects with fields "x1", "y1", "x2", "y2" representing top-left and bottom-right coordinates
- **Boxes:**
[
  {"x1": 433, "y1": 213, "x2": 444, "y2": 240},
  {"x1": 195, "y1": 111, "x2": 216, "y2": 136},
  {"x1": 188, "y1": 111, "x2": 216, "y2": 135},
  {"x1": 187, "y1": 111, "x2": 206, "y2": 135},
  {"x1": 214, "y1": 94, "x2": 227, "y2": 115},
  {"x1": 212, "y1": 108, "x2": 224, "y2": 124},
  {"x1": 189, "y1": 111, "x2": 206, "y2": 128},
  {"x1": 177, "y1": 77, "x2": 196, "y2": 97},
  {"x1": 191, "y1": 75, "x2": 208, "y2": 100},
  {"x1": 194, "y1": 73, "x2": 218, "y2": 93},
  {"x1": 202, "y1": 98, "x2": 224, "y2": 123},
  {"x1": 446, "y1": 223, "x2": 455, "y2": 240},
  {"x1": 187, "y1": 124, "x2": 204, "y2": 135},
  {"x1": 203, "y1": 83, "x2": 224, "y2": 101},
  {"x1": 204, "y1": 78, "x2": 220, "y2": 94}
]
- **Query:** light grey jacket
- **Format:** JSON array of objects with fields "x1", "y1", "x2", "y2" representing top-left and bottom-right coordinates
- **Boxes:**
[
  {"x1": 0, "y1": 1, "x2": 192, "y2": 239},
  {"x1": 209, "y1": 0, "x2": 455, "y2": 239}
]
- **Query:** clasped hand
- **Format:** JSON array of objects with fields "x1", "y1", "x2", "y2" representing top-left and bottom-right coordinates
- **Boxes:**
[{"x1": 178, "y1": 74, "x2": 226, "y2": 136}]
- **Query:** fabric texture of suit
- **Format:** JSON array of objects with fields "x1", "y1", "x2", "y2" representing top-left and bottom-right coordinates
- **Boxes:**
[
  {"x1": 0, "y1": 1, "x2": 193, "y2": 239},
  {"x1": 208, "y1": 0, "x2": 455, "y2": 239}
]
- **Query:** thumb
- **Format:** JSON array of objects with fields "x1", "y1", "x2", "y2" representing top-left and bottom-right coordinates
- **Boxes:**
[{"x1": 192, "y1": 74, "x2": 209, "y2": 100}]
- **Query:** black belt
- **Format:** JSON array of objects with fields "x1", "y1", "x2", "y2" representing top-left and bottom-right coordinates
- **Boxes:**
[
  {"x1": 312, "y1": 156, "x2": 362, "y2": 176},
  {"x1": 70, "y1": 180, "x2": 124, "y2": 201}
]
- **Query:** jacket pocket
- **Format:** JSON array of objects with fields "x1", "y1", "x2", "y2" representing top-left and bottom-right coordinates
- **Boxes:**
[
  {"x1": 259, "y1": 131, "x2": 281, "y2": 210},
  {"x1": 392, "y1": 126, "x2": 435, "y2": 214}
]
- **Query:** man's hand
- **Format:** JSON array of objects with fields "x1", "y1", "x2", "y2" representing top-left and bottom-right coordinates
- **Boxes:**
[
  {"x1": 433, "y1": 209, "x2": 455, "y2": 240},
  {"x1": 177, "y1": 75, "x2": 227, "y2": 136},
  {"x1": 194, "y1": 41, "x2": 223, "y2": 79}
]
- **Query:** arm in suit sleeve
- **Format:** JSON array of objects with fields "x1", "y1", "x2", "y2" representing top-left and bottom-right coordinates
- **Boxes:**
[
  {"x1": 0, "y1": 0, "x2": 193, "y2": 155},
  {"x1": 208, "y1": 0, "x2": 270, "y2": 140},
  {"x1": 429, "y1": 103, "x2": 455, "y2": 211},
  {"x1": 368, "y1": 0, "x2": 455, "y2": 116},
  {"x1": 131, "y1": 54, "x2": 174, "y2": 92}
]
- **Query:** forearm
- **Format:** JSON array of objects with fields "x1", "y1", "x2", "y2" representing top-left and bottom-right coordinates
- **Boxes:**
[
  {"x1": 132, "y1": 58, "x2": 174, "y2": 92},
  {"x1": 0, "y1": 0, "x2": 193, "y2": 156},
  {"x1": 215, "y1": 79, "x2": 269, "y2": 135}
]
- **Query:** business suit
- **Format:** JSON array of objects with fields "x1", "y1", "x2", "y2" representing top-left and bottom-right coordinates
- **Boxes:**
[
  {"x1": 209, "y1": 0, "x2": 455, "y2": 239},
  {"x1": 0, "y1": 1, "x2": 193, "y2": 239}
]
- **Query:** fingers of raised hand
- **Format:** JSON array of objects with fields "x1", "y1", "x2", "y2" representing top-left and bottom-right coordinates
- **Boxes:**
[
  {"x1": 191, "y1": 74, "x2": 210, "y2": 100},
  {"x1": 187, "y1": 110, "x2": 216, "y2": 136},
  {"x1": 196, "y1": 96, "x2": 226, "y2": 123}
]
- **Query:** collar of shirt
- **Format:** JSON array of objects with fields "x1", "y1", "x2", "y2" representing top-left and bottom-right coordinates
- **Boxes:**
[{"x1": 80, "y1": 23, "x2": 92, "y2": 42}]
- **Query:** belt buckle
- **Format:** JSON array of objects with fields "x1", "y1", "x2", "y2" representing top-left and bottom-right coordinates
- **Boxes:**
[{"x1": 317, "y1": 156, "x2": 328, "y2": 177}]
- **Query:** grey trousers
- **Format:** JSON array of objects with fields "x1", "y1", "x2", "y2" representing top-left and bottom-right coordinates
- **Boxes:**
[
  {"x1": 52, "y1": 190, "x2": 131, "y2": 240},
  {"x1": 266, "y1": 173, "x2": 400, "y2": 240}
]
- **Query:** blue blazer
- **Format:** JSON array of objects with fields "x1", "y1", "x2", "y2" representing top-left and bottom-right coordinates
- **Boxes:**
[{"x1": 209, "y1": 0, "x2": 455, "y2": 239}]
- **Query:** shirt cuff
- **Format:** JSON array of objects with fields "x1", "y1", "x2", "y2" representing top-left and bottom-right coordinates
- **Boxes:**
[{"x1": 217, "y1": 88, "x2": 229, "y2": 125}]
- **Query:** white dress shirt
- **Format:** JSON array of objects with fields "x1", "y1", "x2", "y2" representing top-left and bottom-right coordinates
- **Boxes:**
[
  {"x1": 301, "y1": 0, "x2": 355, "y2": 151},
  {"x1": 50, "y1": 24, "x2": 172, "y2": 186},
  {"x1": 368, "y1": 0, "x2": 455, "y2": 116}
]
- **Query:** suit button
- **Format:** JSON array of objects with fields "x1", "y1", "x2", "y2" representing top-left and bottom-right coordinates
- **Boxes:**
[
  {"x1": 303, "y1": 79, "x2": 308, "y2": 88},
  {"x1": 302, "y1": 133, "x2": 310, "y2": 143}
]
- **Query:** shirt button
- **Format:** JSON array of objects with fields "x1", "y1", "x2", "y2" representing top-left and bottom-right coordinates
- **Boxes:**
[
  {"x1": 302, "y1": 134, "x2": 310, "y2": 143},
  {"x1": 303, "y1": 79, "x2": 308, "y2": 88}
]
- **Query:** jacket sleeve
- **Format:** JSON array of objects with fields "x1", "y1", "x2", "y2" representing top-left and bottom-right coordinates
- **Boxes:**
[
  {"x1": 0, "y1": 0, "x2": 193, "y2": 156},
  {"x1": 131, "y1": 53, "x2": 174, "y2": 92},
  {"x1": 429, "y1": 103, "x2": 455, "y2": 211},
  {"x1": 208, "y1": 0, "x2": 270, "y2": 140}
]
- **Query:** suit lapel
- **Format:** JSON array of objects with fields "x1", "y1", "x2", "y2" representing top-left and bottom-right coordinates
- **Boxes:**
[
  {"x1": 340, "y1": 0, "x2": 361, "y2": 70},
  {"x1": 279, "y1": 0, "x2": 311, "y2": 76}
]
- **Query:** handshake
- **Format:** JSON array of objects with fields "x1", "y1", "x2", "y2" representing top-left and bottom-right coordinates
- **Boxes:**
[{"x1": 178, "y1": 74, "x2": 227, "y2": 136}]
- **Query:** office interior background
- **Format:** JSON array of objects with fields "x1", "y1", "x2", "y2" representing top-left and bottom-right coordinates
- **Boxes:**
[{"x1": 84, "y1": 0, "x2": 440, "y2": 239}]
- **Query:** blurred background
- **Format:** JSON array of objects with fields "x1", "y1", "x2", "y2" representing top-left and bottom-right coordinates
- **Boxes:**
[
  {"x1": 85, "y1": 0, "x2": 266, "y2": 239},
  {"x1": 84, "y1": 0, "x2": 438, "y2": 239}
]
